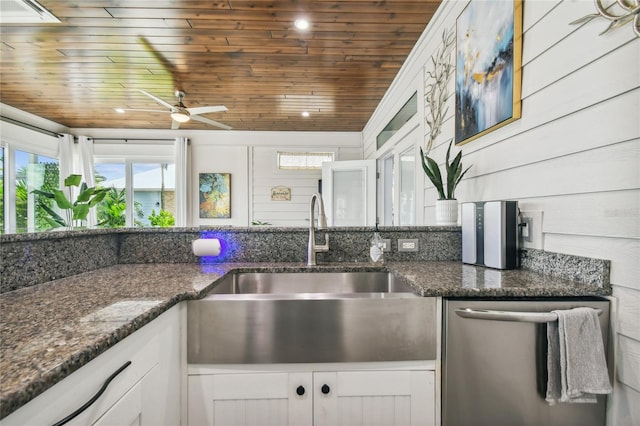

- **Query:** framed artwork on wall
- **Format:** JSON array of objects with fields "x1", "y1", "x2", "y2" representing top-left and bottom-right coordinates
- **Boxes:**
[
  {"x1": 199, "y1": 173, "x2": 231, "y2": 218},
  {"x1": 455, "y1": 0, "x2": 523, "y2": 145}
]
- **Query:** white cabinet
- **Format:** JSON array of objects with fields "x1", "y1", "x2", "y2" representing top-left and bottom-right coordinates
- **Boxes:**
[
  {"x1": 93, "y1": 380, "x2": 144, "y2": 426},
  {"x1": 314, "y1": 370, "x2": 435, "y2": 426},
  {"x1": 188, "y1": 372, "x2": 312, "y2": 426},
  {"x1": 187, "y1": 367, "x2": 435, "y2": 426},
  {"x1": 1, "y1": 303, "x2": 182, "y2": 426}
]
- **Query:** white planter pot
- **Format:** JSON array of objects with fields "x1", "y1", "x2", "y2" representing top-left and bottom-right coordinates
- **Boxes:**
[{"x1": 435, "y1": 199, "x2": 458, "y2": 225}]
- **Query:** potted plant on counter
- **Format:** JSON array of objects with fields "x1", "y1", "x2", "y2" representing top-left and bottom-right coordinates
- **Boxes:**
[{"x1": 420, "y1": 140, "x2": 471, "y2": 225}]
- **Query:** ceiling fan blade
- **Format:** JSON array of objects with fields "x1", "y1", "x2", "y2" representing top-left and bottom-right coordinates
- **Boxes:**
[
  {"x1": 138, "y1": 36, "x2": 182, "y2": 92},
  {"x1": 187, "y1": 105, "x2": 228, "y2": 115},
  {"x1": 171, "y1": 119, "x2": 181, "y2": 130},
  {"x1": 139, "y1": 90, "x2": 174, "y2": 110},
  {"x1": 191, "y1": 115, "x2": 232, "y2": 130}
]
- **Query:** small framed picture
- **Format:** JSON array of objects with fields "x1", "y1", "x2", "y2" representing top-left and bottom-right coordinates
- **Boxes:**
[{"x1": 199, "y1": 173, "x2": 231, "y2": 218}]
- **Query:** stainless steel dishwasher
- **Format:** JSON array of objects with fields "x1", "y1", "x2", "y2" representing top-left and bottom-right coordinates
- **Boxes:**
[{"x1": 443, "y1": 297, "x2": 611, "y2": 426}]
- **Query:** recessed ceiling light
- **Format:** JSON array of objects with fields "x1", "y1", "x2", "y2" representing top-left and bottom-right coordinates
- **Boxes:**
[
  {"x1": 301, "y1": 111, "x2": 310, "y2": 117},
  {"x1": 115, "y1": 108, "x2": 125, "y2": 113},
  {"x1": 294, "y1": 19, "x2": 310, "y2": 30}
]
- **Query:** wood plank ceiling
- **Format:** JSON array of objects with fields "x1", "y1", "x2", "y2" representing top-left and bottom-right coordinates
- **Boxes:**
[{"x1": 0, "y1": 1, "x2": 441, "y2": 132}]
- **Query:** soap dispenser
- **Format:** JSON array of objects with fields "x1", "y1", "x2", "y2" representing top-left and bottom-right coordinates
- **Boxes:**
[{"x1": 369, "y1": 224, "x2": 385, "y2": 264}]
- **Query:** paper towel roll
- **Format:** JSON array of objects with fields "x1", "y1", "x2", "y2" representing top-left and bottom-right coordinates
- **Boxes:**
[{"x1": 192, "y1": 238, "x2": 221, "y2": 257}]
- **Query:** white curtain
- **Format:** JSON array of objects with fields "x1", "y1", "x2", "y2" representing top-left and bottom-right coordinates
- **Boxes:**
[
  {"x1": 174, "y1": 137, "x2": 189, "y2": 226},
  {"x1": 78, "y1": 136, "x2": 97, "y2": 227},
  {"x1": 56, "y1": 134, "x2": 97, "y2": 227},
  {"x1": 57, "y1": 133, "x2": 78, "y2": 207},
  {"x1": 78, "y1": 136, "x2": 95, "y2": 187}
]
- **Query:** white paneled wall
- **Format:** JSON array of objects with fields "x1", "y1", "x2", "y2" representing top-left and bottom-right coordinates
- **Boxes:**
[
  {"x1": 251, "y1": 145, "x2": 362, "y2": 227},
  {"x1": 363, "y1": 0, "x2": 640, "y2": 424}
]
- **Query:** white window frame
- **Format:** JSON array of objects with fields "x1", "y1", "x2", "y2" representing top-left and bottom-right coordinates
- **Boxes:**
[
  {"x1": 1, "y1": 138, "x2": 60, "y2": 234},
  {"x1": 277, "y1": 151, "x2": 335, "y2": 170},
  {"x1": 94, "y1": 144, "x2": 174, "y2": 228}
]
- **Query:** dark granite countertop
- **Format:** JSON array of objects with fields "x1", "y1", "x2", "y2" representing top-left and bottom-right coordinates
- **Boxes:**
[{"x1": 0, "y1": 261, "x2": 610, "y2": 419}]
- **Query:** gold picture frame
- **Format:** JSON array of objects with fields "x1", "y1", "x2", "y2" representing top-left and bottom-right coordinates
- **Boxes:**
[{"x1": 455, "y1": 0, "x2": 523, "y2": 146}]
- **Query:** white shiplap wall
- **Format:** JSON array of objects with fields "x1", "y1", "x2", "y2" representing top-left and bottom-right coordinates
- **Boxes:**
[
  {"x1": 363, "y1": 0, "x2": 640, "y2": 424},
  {"x1": 251, "y1": 145, "x2": 362, "y2": 226}
]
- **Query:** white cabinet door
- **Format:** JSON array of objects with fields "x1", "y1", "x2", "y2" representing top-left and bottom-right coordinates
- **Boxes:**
[
  {"x1": 93, "y1": 381, "x2": 143, "y2": 426},
  {"x1": 322, "y1": 160, "x2": 376, "y2": 226},
  {"x1": 314, "y1": 370, "x2": 435, "y2": 426},
  {"x1": 188, "y1": 372, "x2": 312, "y2": 426}
]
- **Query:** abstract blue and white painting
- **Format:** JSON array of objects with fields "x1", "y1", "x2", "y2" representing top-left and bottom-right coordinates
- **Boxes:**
[{"x1": 455, "y1": 0, "x2": 520, "y2": 144}]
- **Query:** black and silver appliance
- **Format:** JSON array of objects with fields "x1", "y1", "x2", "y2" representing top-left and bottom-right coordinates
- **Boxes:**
[
  {"x1": 462, "y1": 200, "x2": 519, "y2": 269},
  {"x1": 443, "y1": 298, "x2": 611, "y2": 426}
]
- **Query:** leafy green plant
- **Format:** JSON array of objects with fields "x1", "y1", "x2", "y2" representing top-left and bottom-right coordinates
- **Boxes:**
[
  {"x1": 97, "y1": 187, "x2": 127, "y2": 228},
  {"x1": 148, "y1": 209, "x2": 175, "y2": 227},
  {"x1": 420, "y1": 140, "x2": 472, "y2": 200},
  {"x1": 32, "y1": 174, "x2": 108, "y2": 229},
  {"x1": 96, "y1": 187, "x2": 145, "y2": 228}
]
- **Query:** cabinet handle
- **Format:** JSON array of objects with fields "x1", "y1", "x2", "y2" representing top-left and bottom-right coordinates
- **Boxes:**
[
  {"x1": 321, "y1": 384, "x2": 330, "y2": 394},
  {"x1": 296, "y1": 385, "x2": 305, "y2": 396},
  {"x1": 51, "y1": 361, "x2": 132, "y2": 426}
]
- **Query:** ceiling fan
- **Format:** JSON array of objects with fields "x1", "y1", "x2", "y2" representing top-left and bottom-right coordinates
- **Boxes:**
[{"x1": 120, "y1": 90, "x2": 231, "y2": 130}]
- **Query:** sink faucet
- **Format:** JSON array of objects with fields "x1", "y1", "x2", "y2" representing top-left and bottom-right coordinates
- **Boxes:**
[{"x1": 308, "y1": 193, "x2": 329, "y2": 266}]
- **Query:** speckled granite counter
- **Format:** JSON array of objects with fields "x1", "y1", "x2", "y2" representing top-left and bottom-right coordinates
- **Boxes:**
[{"x1": 0, "y1": 261, "x2": 611, "y2": 419}]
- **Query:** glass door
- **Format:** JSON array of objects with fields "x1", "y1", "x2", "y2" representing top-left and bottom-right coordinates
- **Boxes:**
[
  {"x1": 398, "y1": 146, "x2": 415, "y2": 225},
  {"x1": 321, "y1": 160, "x2": 376, "y2": 226}
]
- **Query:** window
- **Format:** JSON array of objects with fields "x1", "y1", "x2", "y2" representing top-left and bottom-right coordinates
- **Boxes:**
[
  {"x1": 376, "y1": 92, "x2": 418, "y2": 150},
  {"x1": 96, "y1": 161, "x2": 175, "y2": 228},
  {"x1": 133, "y1": 163, "x2": 175, "y2": 227},
  {"x1": 14, "y1": 150, "x2": 59, "y2": 233},
  {"x1": 399, "y1": 147, "x2": 415, "y2": 225},
  {"x1": 95, "y1": 163, "x2": 129, "y2": 228},
  {"x1": 277, "y1": 151, "x2": 334, "y2": 170}
]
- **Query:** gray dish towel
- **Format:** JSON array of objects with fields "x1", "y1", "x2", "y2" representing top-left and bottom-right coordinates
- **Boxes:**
[{"x1": 546, "y1": 307, "x2": 612, "y2": 405}]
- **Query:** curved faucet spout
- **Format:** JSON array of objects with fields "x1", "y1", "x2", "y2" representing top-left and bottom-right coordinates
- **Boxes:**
[{"x1": 308, "y1": 193, "x2": 330, "y2": 266}]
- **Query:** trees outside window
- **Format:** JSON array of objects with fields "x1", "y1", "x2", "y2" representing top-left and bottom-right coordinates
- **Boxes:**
[{"x1": 15, "y1": 151, "x2": 59, "y2": 233}]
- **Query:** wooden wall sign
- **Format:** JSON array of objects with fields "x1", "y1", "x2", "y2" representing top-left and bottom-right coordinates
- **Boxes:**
[{"x1": 271, "y1": 186, "x2": 291, "y2": 201}]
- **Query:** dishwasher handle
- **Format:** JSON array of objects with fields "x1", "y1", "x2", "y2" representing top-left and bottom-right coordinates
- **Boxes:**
[{"x1": 455, "y1": 307, "x2": 603, "y2": 323}]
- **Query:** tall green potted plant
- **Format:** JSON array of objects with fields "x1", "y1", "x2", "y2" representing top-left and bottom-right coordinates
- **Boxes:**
[
  {"x1": 420, "y1": 140, "x2": 472, "y2": 225},
  {"x1": 32, "y1": 174, "x2": 108, "y2": 229}
]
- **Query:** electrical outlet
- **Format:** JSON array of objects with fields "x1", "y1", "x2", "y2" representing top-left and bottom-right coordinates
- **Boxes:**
[
  {"x1": 520, "y1": 210, "x2": 543, "y2": 250},
  {"x1": 398, "y1": 238, "x2": 419, "y2": 252},
  {"x1": 522, "y1": 217, "x2": 532, "y2": 241},
  {"x1": 381, "y1": 239, "x2": 391, "y2": 252}
]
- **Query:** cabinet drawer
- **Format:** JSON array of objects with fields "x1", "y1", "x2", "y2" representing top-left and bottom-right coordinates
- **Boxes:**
[{"x1": 2, "y1": 321, "x2": 160, "y2": 426}]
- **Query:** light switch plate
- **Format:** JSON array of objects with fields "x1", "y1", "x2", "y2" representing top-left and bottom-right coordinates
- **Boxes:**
[
  {"x1": 398, "y1": 238, "x2": 419, "y2": 252},
  {"x1": 381, "y1": 239, "x2": 391, "y2": 252},
  {"x1": 520, "y1": 210, "x2": 543, "y2": 250}
]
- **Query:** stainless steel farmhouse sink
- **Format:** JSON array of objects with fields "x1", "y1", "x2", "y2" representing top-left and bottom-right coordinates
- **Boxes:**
[
  {"x1": 187, "y1": 272, "x2": 436, "y2": 364},
  {"x1": 204, "y1": 271, "x2": 415, "y2": 295}
]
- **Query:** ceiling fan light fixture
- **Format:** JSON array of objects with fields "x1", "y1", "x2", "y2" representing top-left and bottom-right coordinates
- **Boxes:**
[{"x1": 171, "y1": 110, "x2": 190, "y2": 123}]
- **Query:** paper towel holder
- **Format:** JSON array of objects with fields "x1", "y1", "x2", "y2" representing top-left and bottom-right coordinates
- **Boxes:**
[{"x1": 192, "y1": 238, "x2": 222, "y2": 257}]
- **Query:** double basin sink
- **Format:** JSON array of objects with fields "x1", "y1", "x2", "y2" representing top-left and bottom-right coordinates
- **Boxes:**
[{"x1": 187, "y1": 271, "x2": 436, "y2": 364}]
